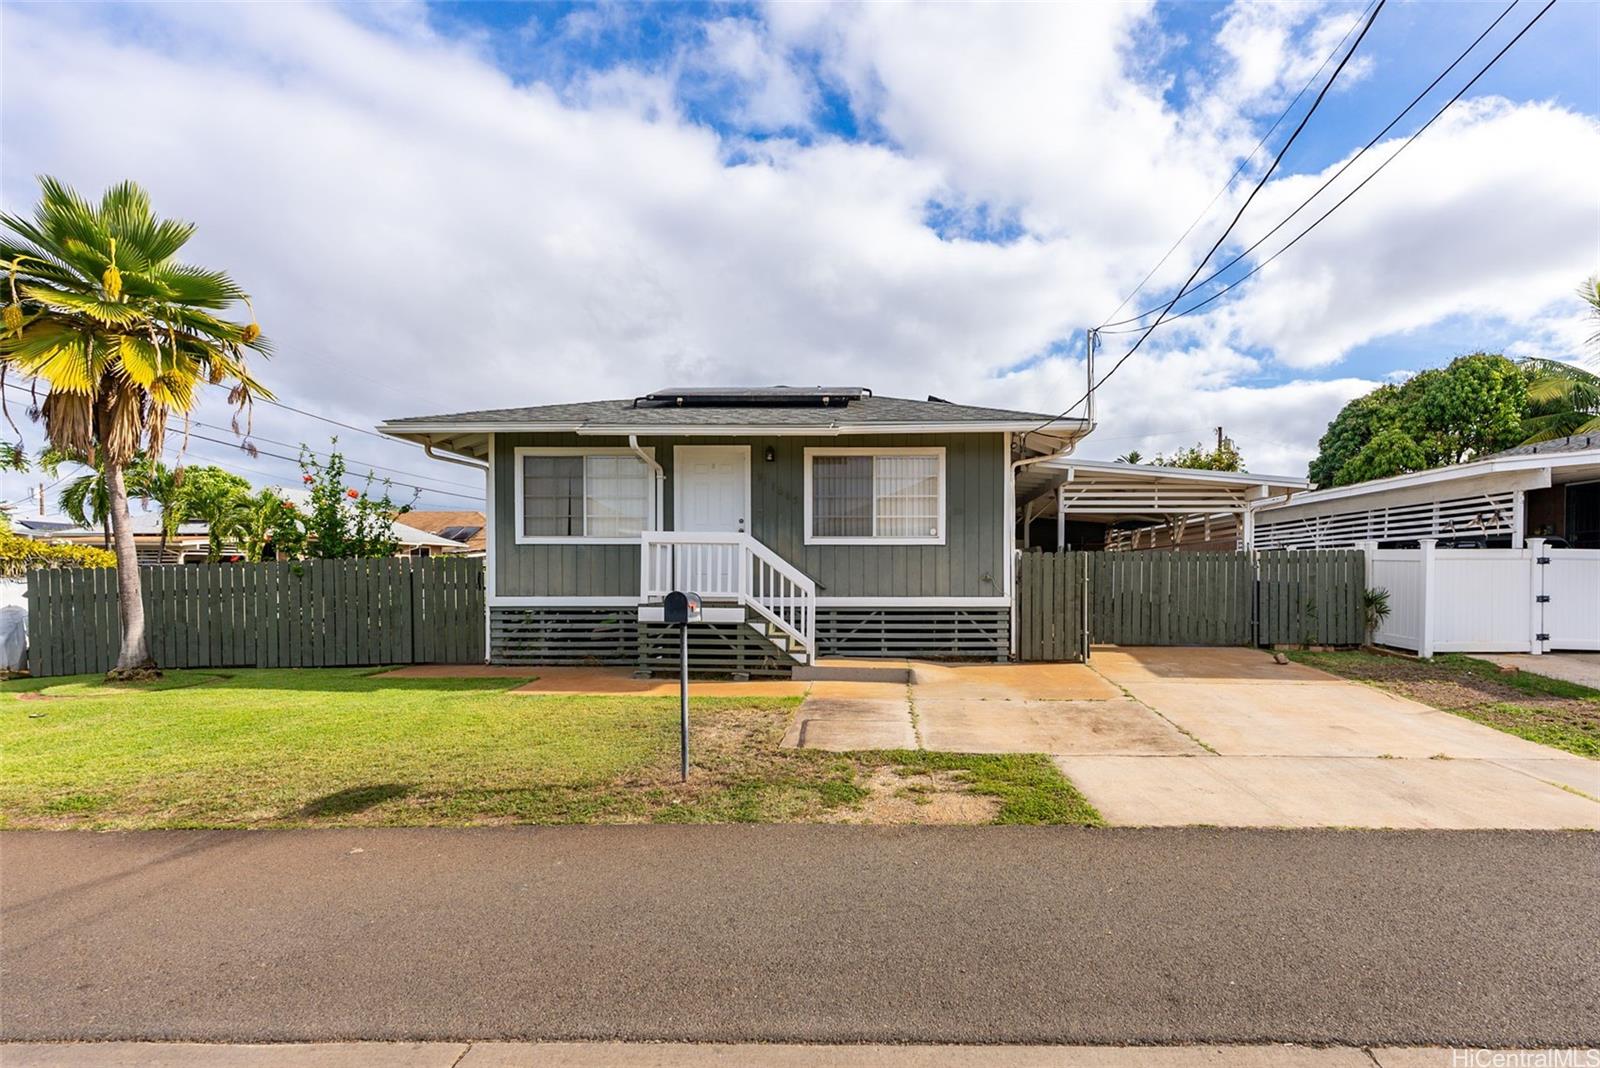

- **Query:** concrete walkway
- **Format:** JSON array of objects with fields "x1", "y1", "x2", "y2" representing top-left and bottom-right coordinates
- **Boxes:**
[
  {"x1": 786, "y1": 648, "x2": 1600, "y2": 828},
  {"x1": 0, "y1": 1041, "x2": 1575, "y2": 1066}
]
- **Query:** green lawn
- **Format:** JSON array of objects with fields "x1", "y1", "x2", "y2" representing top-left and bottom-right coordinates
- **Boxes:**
[
  {"x1": 0, "y1": 668, "x2": 1100, "y2": 829},
  {"x1": 1289, "y1": 651, "x2": 1600, "y2": 758}
]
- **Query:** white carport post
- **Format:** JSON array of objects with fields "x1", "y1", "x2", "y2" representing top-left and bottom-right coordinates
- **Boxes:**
[{"x1": 1056, "y1": 483, "x2": 1066, "y2": 551}]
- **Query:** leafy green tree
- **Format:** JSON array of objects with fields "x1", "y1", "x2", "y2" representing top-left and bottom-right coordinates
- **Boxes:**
[
  {"x1": 0, "y1": 177, "x2": 269, "y2": 677},
  {"x1": 1308, "y1": 386, "x2": 1402, "y2": 488},
  {"x1": 1155, "y1": 437, "x2": 1245, "y2": 472},
  {"x1": 1412, "y1": 352, "x2": 1525, "y2": 464},
  {"x1": 1309, "y1": 353, "x2": 1530, "y2": 487},
  {"x1": 1335, "y1": 426, "x2": 1427, "y2": 485}
]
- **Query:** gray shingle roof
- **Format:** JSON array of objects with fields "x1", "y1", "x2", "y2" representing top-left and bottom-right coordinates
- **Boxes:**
[
  {"x1": 1482, "y1": 433, "x2": 1600, "y2": 459},
  {"x1": 381, "y1": 394, "x2": 1075, "y2": 430}
]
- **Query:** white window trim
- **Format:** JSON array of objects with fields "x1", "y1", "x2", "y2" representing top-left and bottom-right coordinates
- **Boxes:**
[
  {"x1": 513, "y1": 446, "x2": 656, "y2": 545},
  {"x1": 803, "y1": 446, "x2": 947, "y2": 546}
]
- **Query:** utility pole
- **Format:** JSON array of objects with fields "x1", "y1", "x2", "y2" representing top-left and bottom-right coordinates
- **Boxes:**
[
  {"x1": 36, "y1": 482, "x2": 44, "y2": 517},
  {"x1": 1085, "y1": 328, "x2": 1098, "y2": 428},
  {"x1": 1216, "y1": 426, "x2": 1225, "y2": 452}
]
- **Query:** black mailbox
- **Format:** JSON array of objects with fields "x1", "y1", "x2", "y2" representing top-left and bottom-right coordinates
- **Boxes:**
[{"x1": 663, "y1": 590, "x2": 702, "y2": 624}]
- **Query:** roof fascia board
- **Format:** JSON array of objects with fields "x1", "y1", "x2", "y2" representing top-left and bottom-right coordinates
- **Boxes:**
[{"x1": 1253, "y1": 454, "x2": 1593, "y2": 512}]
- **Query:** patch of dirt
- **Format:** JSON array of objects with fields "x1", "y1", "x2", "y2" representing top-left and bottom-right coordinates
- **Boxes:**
[
  {"x1": 1321, "y1": 656, "x2": 1582, "y2": 712},
  {"x1": 823, "y1": 767, "x2": 1000, "y2": 825}
]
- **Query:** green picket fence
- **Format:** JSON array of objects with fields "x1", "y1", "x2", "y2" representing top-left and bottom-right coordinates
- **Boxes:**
[
  {"x1": 25, "y1": 557, "x2": 484, "y2": 677},
  {"x1": 1016, "y1": 549, "x2": 1366, "y2": 660},
  {"x1": 1255, "y1": 549, "x2": 1366, "y2": 647}
]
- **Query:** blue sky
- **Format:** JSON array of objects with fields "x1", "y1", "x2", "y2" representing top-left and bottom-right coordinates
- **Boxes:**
[{"x1": 1, "y1": 0, "x2": 1597, "y2": 509}]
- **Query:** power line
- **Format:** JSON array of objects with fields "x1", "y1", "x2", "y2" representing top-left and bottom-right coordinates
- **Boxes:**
[
  {"x1": 1032, "y1": 0, "x2": 1386, "y2": 435},
  {"x1": 200, "y1": 380, "x2": 398, "y2": 443},
  {"x1": 1099, "y1": 0, "x2": 1558, "y2": 336},
  {"x1": 0, "y1": 381, "x2": 483, "y2": 501},
  {"x1": 176, "y1": 429, "x2": 484, "y2": 502},
  {"x1": 1097, "y1": 0, "x2": 1380, "y2": 328},
  {"x1": 1102, "y1": 0, "x2": 1522, "y2": 331},
  {"x1": 178, "y1": 417, "x2": 482, "y2": 495}
]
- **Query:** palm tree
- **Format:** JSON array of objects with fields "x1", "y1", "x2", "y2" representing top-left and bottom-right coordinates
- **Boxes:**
[
  {"x1": 58, "y1": 466, "x2": 112, "y2": 547},
  {"x1": 127, "y1": 457, "x2": 186, "y2": 561},
  {"x1": 0, "y1": 177, "x2": 269, "y2": 678},
  {"x1": 1519, "y1": 358, "x2": 1600, "y2": 444},
  {"x1": 1582, "y1": 275, "x2": 1600, "y2": 354},
  {"x1": 1115, "y1": 450, "x2": 1144, "y2": 464},
  {"x1": 232, "y1": 488, "x2": 290, "y2": 563}
]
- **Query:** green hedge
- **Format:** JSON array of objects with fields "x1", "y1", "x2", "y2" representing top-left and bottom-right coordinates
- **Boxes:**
[{"x1": 0, "y1": 532, "x2": 116, "y2": 578}]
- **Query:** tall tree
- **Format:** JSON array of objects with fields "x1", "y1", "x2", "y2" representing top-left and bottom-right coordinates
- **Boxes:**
[{"x1": 0, "y1": 178, "x2": 269, "y2": 678}]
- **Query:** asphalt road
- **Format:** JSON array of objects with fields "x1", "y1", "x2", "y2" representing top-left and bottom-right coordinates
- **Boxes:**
[{"x1": 2, "y1": 827, "x2": 1595, "y2": 1047}]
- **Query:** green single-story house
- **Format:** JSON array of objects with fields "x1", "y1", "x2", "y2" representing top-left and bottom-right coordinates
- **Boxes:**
[{"x1": 380, "y1": 386, "x2": 1091, "y2": 673}]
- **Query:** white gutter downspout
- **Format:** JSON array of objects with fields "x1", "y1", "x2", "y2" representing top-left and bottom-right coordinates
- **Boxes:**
[
  {"x1": 1007, "y1": 430, "x2": 1083, "y2": 659},
  {"x1": 629, "y1": 435, "x2": 665, "y2": 532},
  {"x1": 423, "y1": 440, "x2": 488, "y2": 471}
]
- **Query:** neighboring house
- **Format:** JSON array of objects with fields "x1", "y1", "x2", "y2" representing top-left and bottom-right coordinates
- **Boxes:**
[
  {"x1": 380, "y1": 385, "x2": 1092, "y2": 670},
  {"x1": 15, "y1": 493, "x2": 472, "y2": 562},
  {"x1": 1252, "y1": 434, "x2": 1600, "y2": 550},
  {"x1": 401, "y1": 510, "x2": 487, "y2": 556}
]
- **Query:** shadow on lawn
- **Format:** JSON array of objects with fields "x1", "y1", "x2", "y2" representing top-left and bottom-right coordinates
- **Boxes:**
[{"x1": 298, "y1": 783, "x2": 414, "y2": 817}]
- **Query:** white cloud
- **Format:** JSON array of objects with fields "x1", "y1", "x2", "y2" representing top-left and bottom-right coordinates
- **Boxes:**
[{"x1": 0, "y1": 0, "x2": 1593, "y2": 509}]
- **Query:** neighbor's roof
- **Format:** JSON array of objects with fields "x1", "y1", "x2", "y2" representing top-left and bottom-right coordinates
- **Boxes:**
[
  {"x1": 379, "y1": 393, "x2": 1088, "y2": 435},
  {"x1": 1254, "y1": 434, "x2": 1600, "y2": 516},
  {"x1": 402, "y1": 510, "x2": 487, "y2": 552},
  {"x1": 1479, "y1": 432, "x2": 1600, "y2": 459}
]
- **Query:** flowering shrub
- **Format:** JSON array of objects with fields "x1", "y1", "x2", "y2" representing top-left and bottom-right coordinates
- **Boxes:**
[{"x1": 273, "y1": 441, "x2": 414, "y2": 560}]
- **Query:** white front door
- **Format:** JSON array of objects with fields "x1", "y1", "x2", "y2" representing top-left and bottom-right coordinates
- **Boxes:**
[{"x1": 674, "y1": 446, "x2": 750, "y2": 533}]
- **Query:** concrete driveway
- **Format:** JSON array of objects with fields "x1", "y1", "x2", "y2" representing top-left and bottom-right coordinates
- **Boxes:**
[{"x1": 786, "y1": 648, "x2": 1600, "y2": 829}]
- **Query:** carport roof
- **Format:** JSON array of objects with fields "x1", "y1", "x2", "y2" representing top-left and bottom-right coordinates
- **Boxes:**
[{"x1": 1016, "y1": 456, "x2": 1309, "y2": 518}]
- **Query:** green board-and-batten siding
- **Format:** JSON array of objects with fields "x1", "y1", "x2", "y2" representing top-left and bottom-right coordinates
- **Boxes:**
[{"x1": 490, "y1": 432, "x2": 1007, "y2": 600}]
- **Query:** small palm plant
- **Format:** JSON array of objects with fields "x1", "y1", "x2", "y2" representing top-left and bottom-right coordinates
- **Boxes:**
[
  {"x1": 1, "y1": 177, "x2": 270, "y2": 677},
  {"x1": 1363, "y1": 587, "x2": 1391, "y2": 643}
]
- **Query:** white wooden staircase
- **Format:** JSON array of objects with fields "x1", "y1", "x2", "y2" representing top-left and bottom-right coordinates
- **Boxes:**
[{"x1": 639, "y1": 531, "x2": 816, "y2": 664}]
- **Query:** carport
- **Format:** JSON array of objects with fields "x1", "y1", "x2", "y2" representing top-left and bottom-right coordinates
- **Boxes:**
[{"x1": 1015, "y1": 457, "x2": 1308, "y2": 553}]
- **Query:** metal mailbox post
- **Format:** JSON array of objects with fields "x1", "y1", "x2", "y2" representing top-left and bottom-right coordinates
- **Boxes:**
[{"x1": 662, "y1": 591, "x2": 702, "y2": 782}]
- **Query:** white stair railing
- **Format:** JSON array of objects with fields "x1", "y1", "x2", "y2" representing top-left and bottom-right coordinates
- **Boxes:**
[{"x1": 640, "y1": 531, "x2": 815, "y2": 661}]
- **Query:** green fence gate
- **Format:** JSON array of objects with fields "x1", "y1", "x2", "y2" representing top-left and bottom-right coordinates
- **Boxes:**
[
  {"x1": 1016, "y1": 550, "x2": 1088, "y2": 661},
  {"x1": 1015, "y1": 549, "x2": 1366, "y2": 660},
  {"x1": 25, "y1": 557, "x2": 484, "y2": 677}
]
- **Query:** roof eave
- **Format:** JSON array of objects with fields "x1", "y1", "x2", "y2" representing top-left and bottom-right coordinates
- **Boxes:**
[{"x1": 380, "y1": 419, "x2": 1090, "y2": 437}]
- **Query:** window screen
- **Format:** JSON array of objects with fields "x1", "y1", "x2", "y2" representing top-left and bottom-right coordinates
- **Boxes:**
[
  {"x1": 811, "y1": 452, "x2": 940, "y2": 540},
  {"x1": 812, "y1": 454, "x2": 873, "y2": 538},
  {"x1": 520, "y1": 453, "x2": 650, "y2": 538},
  {"x1": 523, "y1": 455, "x2": 583, "y2": 537}
]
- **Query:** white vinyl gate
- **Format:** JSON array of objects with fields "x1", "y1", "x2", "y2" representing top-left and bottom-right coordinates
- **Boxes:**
[{"x1": 1367, "y1": 539, "x2": 1599, "y2": 656}]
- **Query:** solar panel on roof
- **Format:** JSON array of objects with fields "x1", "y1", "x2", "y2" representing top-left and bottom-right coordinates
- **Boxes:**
[{"x1": 635, "y1": 386, "x2": 870, "y2": 408}]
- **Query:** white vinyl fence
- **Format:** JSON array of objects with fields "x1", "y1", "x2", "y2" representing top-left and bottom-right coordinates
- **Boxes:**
[{"x1": 1367, "y1": 539, "x2": 1599, "y2": 657}]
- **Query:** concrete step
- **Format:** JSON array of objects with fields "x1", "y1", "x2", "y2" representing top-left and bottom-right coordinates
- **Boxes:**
[{"x1": 793, "y1": 660, "x2": 913, "y2": 684}]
